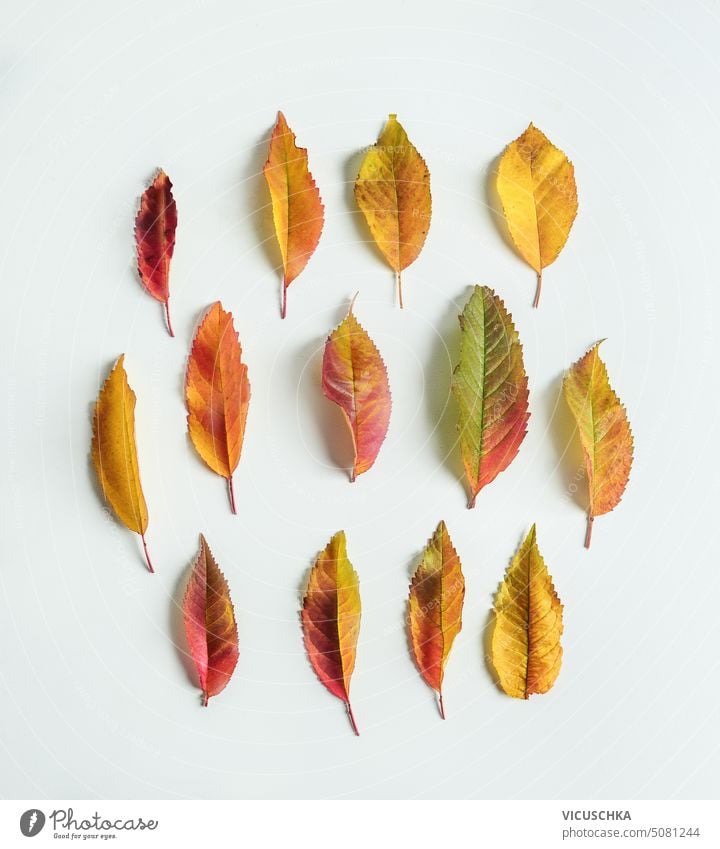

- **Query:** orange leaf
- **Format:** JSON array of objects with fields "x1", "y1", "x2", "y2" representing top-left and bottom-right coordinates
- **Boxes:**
[
  {"x1": 91, "y1": 355, "x2": 153, "y2": 572},
  {"x1": 135, "y1": 170, "x2": 177, "y2": 335},
  {"x1": 185, "y1": 302, "x2": 251, "y2": 514},
  {"x1": 408, "y1": 520, "x2": 465, "y2": 718},
  {"x1": 301, "y1": 531, "x2": 361, "y2": 735},
  {"x1": 562, "y1": 341, "x2": 634, "y2": 547},
  {"x1": 263, "y1": 111, "x2": 324, "y2": 318},
  {"x1": 321, "y1": 299, "x2": 391, "y2": 481},
  {"x1": 354, "y1": 114, "x2": 431, "y2": 307},
  {"x1": 183, "y1": 534, "x2": 239, "y2": 706}
]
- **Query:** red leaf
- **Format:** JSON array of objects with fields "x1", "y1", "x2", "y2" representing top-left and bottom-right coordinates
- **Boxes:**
[
  {"x1": 135, "y1": 170, "x2": 177, "y2": 336},
  {"x1": 182, "y1": 534, "x2": 239, "y2": 706}
]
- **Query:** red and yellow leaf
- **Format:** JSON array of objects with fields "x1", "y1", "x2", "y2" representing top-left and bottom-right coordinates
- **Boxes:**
[
  {"x1": 91, "y1": 355, "x2": 153, "y2": 572},
  {"x1": 354, "y1": 114, "x2": 431, "y2": 307},
  {"x1": 490, "y1": 525, "x2": 563, "y2": 699},
  {"x1": 135, "y1": 169, "x2": 177, "y2": 335},
  {"x1": 301, "y1": 531, "x2": 361, "y2": 735},
  {"x1": 408, "y1": 520, "x2": 465, "y2": 718},
  {"x1": 182, "y1": 534, "x2": 239, "y2": 706},
  {"x1": 562, "y1": 341, "x2": 634, "y2": 547},
  {"x1": 451, "y1": 285, "x2": 530, "y2": 507},
  {"x1": 263, "y1": 111, "x2": 324, "y2": 318},
  {"x1": 322, "y1": 299, "x2": 391, "y2": 481},
  {"x1": 496, "y1": 124, "x2": 578, "y2": 307},
  {"x1": 185, "y1": 302, "x2": 251, "y2": 514}
]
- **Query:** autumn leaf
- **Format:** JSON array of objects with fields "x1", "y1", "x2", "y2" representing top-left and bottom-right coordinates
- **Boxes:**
[
  {"x1": 322, "y1": 298, "x2": 391, "y2": 481},
  {"x1": 301, "y1": 531, "x2": 361, "y2": 735},
  {"x1": 91, "y1": 355, "x2": 153, "y2": 572},
  {"x1": 562, "y1": 341, "x2": 633, "y2": 547},
  {"x1": 408, "y1": 520, "x2": 465, "y2": 719},
  {"x1": 451, "y1": 285, "x2": 530, "y2": 508},
  {"x1": 354, "y1": 114, "x2": 431, "y2": 307},
  {"x1": 496, "y1": 124, "x2": 577, "y2": 307},
  {"x1": 263, "y1": 111, "x2": 324, "y2": 318},
  {"x1": 490, "y1": 525, "x2": 563, "y2": 699},
  {"x1": 185, "y1": 302, "x2": 251, "y2": 514},
  {"x1": 183, "y1": 534, "x2": 239, "y2": 706},
  {"x1": 135, "y1": 170, "x2": 177, "y2": 335}
]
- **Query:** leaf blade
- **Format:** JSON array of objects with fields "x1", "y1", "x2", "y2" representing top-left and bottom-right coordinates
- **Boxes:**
[
  {"x1": 496, "y1": 124, "x2": 577, "y2": 306},
  {"x1": 562, "y1": 341, "x2": 634, "y2": 547},
  {"x1": 185, "y1": 302, "x2": 251, "y2": 513},
  {"x1": 91, "y1": 356, "x2": 152, "y2": 570},
  {"x1": 263, "y1": 111, "x2": 324, "y2": 318},
  {"x1": 451, "y1": 285, "x2": 530, "y2": 507},
  {"x1": 490, "y1": 525, "x2": 564, "y2": 699},
  {"x1": 182, "y1": 534, "x2": 239, "y2": 705},
  {"x1": 135, "y1": 170, "x2": 177, "y2": 335},
  {"x1": 301, "y1": 531, "x2": 361, "y2": 735},
  {"x1": 354, "y1": 114, "x2": 431, "y2": 304},
  {"x1": 408, "y1": 520, "x2": 465, "y2": 718},
  {"x1": 321, "y1": 302, "x2": 391, "y2": 480}
]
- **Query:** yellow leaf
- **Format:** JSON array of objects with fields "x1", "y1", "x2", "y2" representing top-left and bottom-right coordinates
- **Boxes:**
[
  {"x1": 496, "y1": 124, "x2": 578, "y2": 307},
  {"x1": 490, "y1": 525, "x2": 563, "y2": 699},
  {"x1": 91, "y1": 355, "x2": 152, "y2": 571},
  {"x1": 354, "y1": 114, "x2": 431, "y2": 307},
  {"x1": 263, "y1": 111, "x2": 324, "y2": 318},
  {"x1": 562, "y1": 341, "x2": 634, "y2": 548}
]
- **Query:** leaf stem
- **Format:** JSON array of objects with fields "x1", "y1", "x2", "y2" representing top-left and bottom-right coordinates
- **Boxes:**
[
  {"x1": 584, "y1": 513, "x2": 594, "y2": 549},
  {"x1": 141, "y1": 534, "x2": 154, "y2": 573},
  {"x1": 203, "y1": 691, "x2": 209, "y2": 707},
  {"x1": 467, "y1": 494, "x2": 476, "y2": 509},
  {"x1": 227, "y1": 476, "x2": 237, "y2": 514},
  {"x1": 164, "y1": 300, "x2": 175, "y2": 337},
  {"x1": 397, "y1": 270, "x2": 404, "y2": 309},
  {"x1": 438, "y1": 690, "x2": 446, "y2": 720},
  {"x1": 345, "y1": 701, "x2": 360, "y2": 736},
  {"x1": 281, "y1": 283, "x2": 287, "y2": 320},
  {"x1": 533, "y1": 270, "x2": 542, "y2": 308}
]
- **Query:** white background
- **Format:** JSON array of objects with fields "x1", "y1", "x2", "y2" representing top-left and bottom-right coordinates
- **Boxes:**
[{"x1": 1, "y1": 0, "x2": 718, "y2": 801}]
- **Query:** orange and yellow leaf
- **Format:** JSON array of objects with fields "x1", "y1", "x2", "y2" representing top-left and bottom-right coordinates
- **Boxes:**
[
  {"x1": 322, "y1": 299, "x2": 391, "y2": 481},
  {"x1": 185, "y1": 302, "x2": 251, "y2": 514},
  {"x1": 496, "y1": 124, "x2": 577, "y2": 307},
  {"x1": 408, "y1": 520, "x2": 465, "y2": 718},
  {"x1": 562, "y1": 341, "x2": 634, "y2": 547},
  {"x1": 91, "y1": 355, "x2": 152, "y2": 571},
  {"x1": 354, "y1": 114, "x2": 431, "y2": 307},
  {"x1": 263, "y1": 111, "x2": 324, "y2": 318},
  {"x1": 451, "y1": 286, "x2": 529, "y2": 507},
  {"x1": 301, "y1": 531, "x2": 361, "y2": 735},
  {"x1": 490, "y1": 525, "x2": 563, "y2": 699}
]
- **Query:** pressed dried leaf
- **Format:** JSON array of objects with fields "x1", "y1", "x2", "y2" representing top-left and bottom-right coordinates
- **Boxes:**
[
  {"x1": 562, "y1": 341, "x2": 633, "y2": 547},
  {"x1": 496, "y1": 124, "x2": 577, "y2": 306},
  {"x1": 135, "y1": 169, "x2": 177, "y2": 335},
  {"x1": 408, "y1": 520, "x2": 465, "y2": 718},
  {"x1": 301, "y1": 531, "x2": 361, "y2": 735},
  {"x1": 185, "y1": 302, "x2": 251, "y2": 514},
  {"x1": 263, "y1": 111, "x2": 324, "y2": 318},
  {"x1": 354, "y1": 114, "x2": 431, "y2": 307},
  {"x1": 91, "y1": 355, "x2": 152, "y2": 572},
  {"x1": 490, "y1": 525, "x2": 563, "y2": 699},
  {"x1": 322, "y1": 298, "x2": 391, "y2": 481},
  {"x1": 182, "y1": 534, "x2": 239, "y2": 706},
  {"x1": 451, "y1": 285, "x2": 529, "y2": 507}
]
